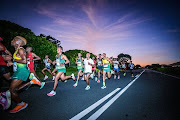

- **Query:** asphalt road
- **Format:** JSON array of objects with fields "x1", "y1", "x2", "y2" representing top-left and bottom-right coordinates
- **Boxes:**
[{"x1": 1, "y1": 69, "x2": 180, "y2": 120}]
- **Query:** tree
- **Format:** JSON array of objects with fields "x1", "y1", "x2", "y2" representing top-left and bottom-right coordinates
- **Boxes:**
[
  {"x1": 135, "y1": 64, "x2": 141, "y2": 69},
  {"x1": 117, "y1": 53, "x2": 132, "y2": 63},
  {"x1": 64, "y1": 49, "x2": 96, "y2": 66},
  {"x1": 0, "y1": 20, "x2": 57, "y2": 61}
]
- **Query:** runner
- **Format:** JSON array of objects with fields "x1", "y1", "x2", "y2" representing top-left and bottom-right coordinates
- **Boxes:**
[
  {"x1": 101, "y1": 53, "x2": 112, "y2": 89},
  {"x1": 42, "y1": 55, "x2": 54, "y2": 80},
  {"x1": 17, "y1": 47, "x2": 45, "y2": 90},
  {"x1": 47, "y1": 46, "x2": 75, "y2": 96},
  {"x1": 83, "y1": 53, "x2": 94, "y2": 90},
  {"x1": 113, "y1": 58, "x2": 120, "y2": 79},
  {"x1": 9, "y1": 36, "x2": 39, "y2": 113},
  {"x1": 0, "y1": 37, "x2": 12, "y2": 110},
  {"x1": 129, "y1": 61, "x2": 134, "y2": 77},
  {"x1": 92, "y1": 57, "x2": 97, "y2": 81},
  {"x1": 121, "y1": 61, "x2": 127, "y2": 76},
  {"x1": 73, "y1": 53, "x2": 84, "y2": 87},
  {"x1": 97, "y1": 54, "x2": 103, "y2": 83}
]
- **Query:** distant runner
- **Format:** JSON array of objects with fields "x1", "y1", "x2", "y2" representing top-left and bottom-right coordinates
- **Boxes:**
[
  {"x1": 113, "y1": 58, "x2": 120, "y2": 79},
  {"x1": 129, "y1": 61, "x2": 134, "y2": 77},
  {"x1": 121, "y1": 61, "x2": 127, "y2": 76},
  {"x1": 42, "y1": 55, "x2": 54, "y2": 80},
  {"x1": 73, "y1": 53, "x2": 84, "y2": 87},
  {"x1": 92, "y1": 57, "x2": 97, "y2": 81},
  {"x1": 97, "y1": 54, "x2": 103, "y2": 83}
]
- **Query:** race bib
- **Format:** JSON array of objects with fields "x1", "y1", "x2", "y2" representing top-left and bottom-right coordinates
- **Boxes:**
[
  {"x1": 98, "y1": 61, "x2": 102, "y2": 66},
  {"x1": 114, "y1": 64, "x2": 118, "y2": 68},
  {"x1": 103, "y1": 63, "x2": 108, "y2": 67},
  {"x1": 56, "y1": 59, "x2": 60, "y2": 66}
]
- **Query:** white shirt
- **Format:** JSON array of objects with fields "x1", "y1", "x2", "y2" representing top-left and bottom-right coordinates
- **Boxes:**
[
  {"x1": 113, "y1": 61, "x2": 119, "y2": 69},
  {"x1": 84, "y1": 58, "x2": 94, "y2": 73},
  {"x1": 44, "y1": 58, "x2": 51, "y2": 67}
]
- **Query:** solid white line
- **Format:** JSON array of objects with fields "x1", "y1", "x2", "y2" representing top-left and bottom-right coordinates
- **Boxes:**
[
  {"x1": 69, "y1": 88, "x2": 121, "y2": 120},
  {"x1": 149, "y1": 69, "x2": 180, "y2": 80},
  {"x1": 87, "y1": 70, "x2": 145, "y2": 120}
]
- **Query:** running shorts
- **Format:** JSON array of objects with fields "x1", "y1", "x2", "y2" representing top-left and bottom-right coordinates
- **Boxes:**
[
  {"x1": 113, "y1": 68, "x2": 119, "y2": 72},
  {"x1": 57, "y1": 68, "x2": 66, "y2": 73},
  {"x1": 11, "y1": 67, "x2": 30, "y2": 81}
]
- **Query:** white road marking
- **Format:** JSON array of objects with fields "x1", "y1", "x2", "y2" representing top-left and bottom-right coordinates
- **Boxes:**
[
  {"x1": 149, "y1": 69, "x2": 180, "y2": 80},
  {"x1": 69, "y1": 88, "x2": 121, "y2": 120},
  {"x1": 87, "y1": 70, "x2": 145, "y2": 120}
]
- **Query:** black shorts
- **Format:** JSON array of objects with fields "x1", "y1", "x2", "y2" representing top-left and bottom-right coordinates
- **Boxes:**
[{"x1": 0, "y1": 65, "x2": 9, "y2": 75}]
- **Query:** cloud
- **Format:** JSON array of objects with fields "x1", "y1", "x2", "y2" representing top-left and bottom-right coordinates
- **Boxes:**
[{"x1": 34, "y1": 0, "x2": 150, "y2": 54}]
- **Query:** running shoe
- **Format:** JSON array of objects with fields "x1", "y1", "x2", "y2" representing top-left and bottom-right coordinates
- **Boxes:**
[
  {"x1": 71, "y1": 73, "x2": 75, "y2": 80},
  {"x1": 85, "y1": 86, "x2": 90, "y2": 90},
  {"x1": 97, "y1": 80, "x2": 100, "y2": 83},
  {"x1": 31, "y1": 78, "x2": 41, "y2": 86},
  {"x1": 0, "y1": 90, "x2": 11, "y2": 110},
  {"x1": 118, "y1": 75, "x2": 120, "y2": 79},
  {"x1": 44, "y1": 75, "x2": 48, "y2": 80},
  {"x1": 73, "y1": 83, "x2": 78, "y2": 87},
  {"x1": 47, "y1": 90, "x2": 56, "y2": 96},
  {"x1": 114, "y1": 75, "x2": 116, "y2": 79},
  {"x1": 101, "y1": 86, "x2": 106, "y2": 89},
  {"x1": 40, "y1": 82, "x2": 45, "y2": 89},
  {"x1": 9, "y1": 102, "x2": 28, "y2": 113},
  {"x1": 52, "y1": 76, "x2": 55, "y2": 81}
]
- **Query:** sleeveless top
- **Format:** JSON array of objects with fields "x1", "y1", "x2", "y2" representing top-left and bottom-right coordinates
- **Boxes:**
[
  {"x1": 13, "y1": 47, "x2": 27, "y2": 72},
  {"x1": 56, "y1": 54, "x2": 65, "y2": 69},
  {"x1": 27, "y1": 52, "x2": 34, "y2": 65},
  {"x1": 76, "y1": 57, "x2": 83, "y2": 68},
  {"x1": 102, "y1": 57, "x2": 110, "y2": 69},
  {"x1": 44, "y1": 58, "x2": 51, "y2": 67},
  {"x1": 97, "y1": 58, "x2": 102, "y2": 66}
]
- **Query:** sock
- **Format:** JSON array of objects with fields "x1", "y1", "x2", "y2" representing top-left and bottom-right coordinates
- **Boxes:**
[{"x1": 103, "y1": 82, "x2": 105, "y2": 86}]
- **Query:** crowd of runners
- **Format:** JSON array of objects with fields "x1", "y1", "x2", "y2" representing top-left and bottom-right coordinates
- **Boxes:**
[{"x1": 0, "y1": 36, "x2": 135, "y2": 113}]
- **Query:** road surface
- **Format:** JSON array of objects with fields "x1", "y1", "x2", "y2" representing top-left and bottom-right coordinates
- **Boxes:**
[{"x1": 0, "y1": 69, "x2": 179, "y2": 120}]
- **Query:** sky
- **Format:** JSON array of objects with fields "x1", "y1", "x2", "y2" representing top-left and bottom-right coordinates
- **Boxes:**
[{"x1": 0, "y1": 0, "x2": 180, "y2": 66}]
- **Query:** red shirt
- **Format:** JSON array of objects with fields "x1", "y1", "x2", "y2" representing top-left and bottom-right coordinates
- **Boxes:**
[
  {"x1": 0, "y1": 43, "x2": 7, "y2": 65},
  {"x1": 27, "y1": 52, "x2": 35, "y2": 72}
]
